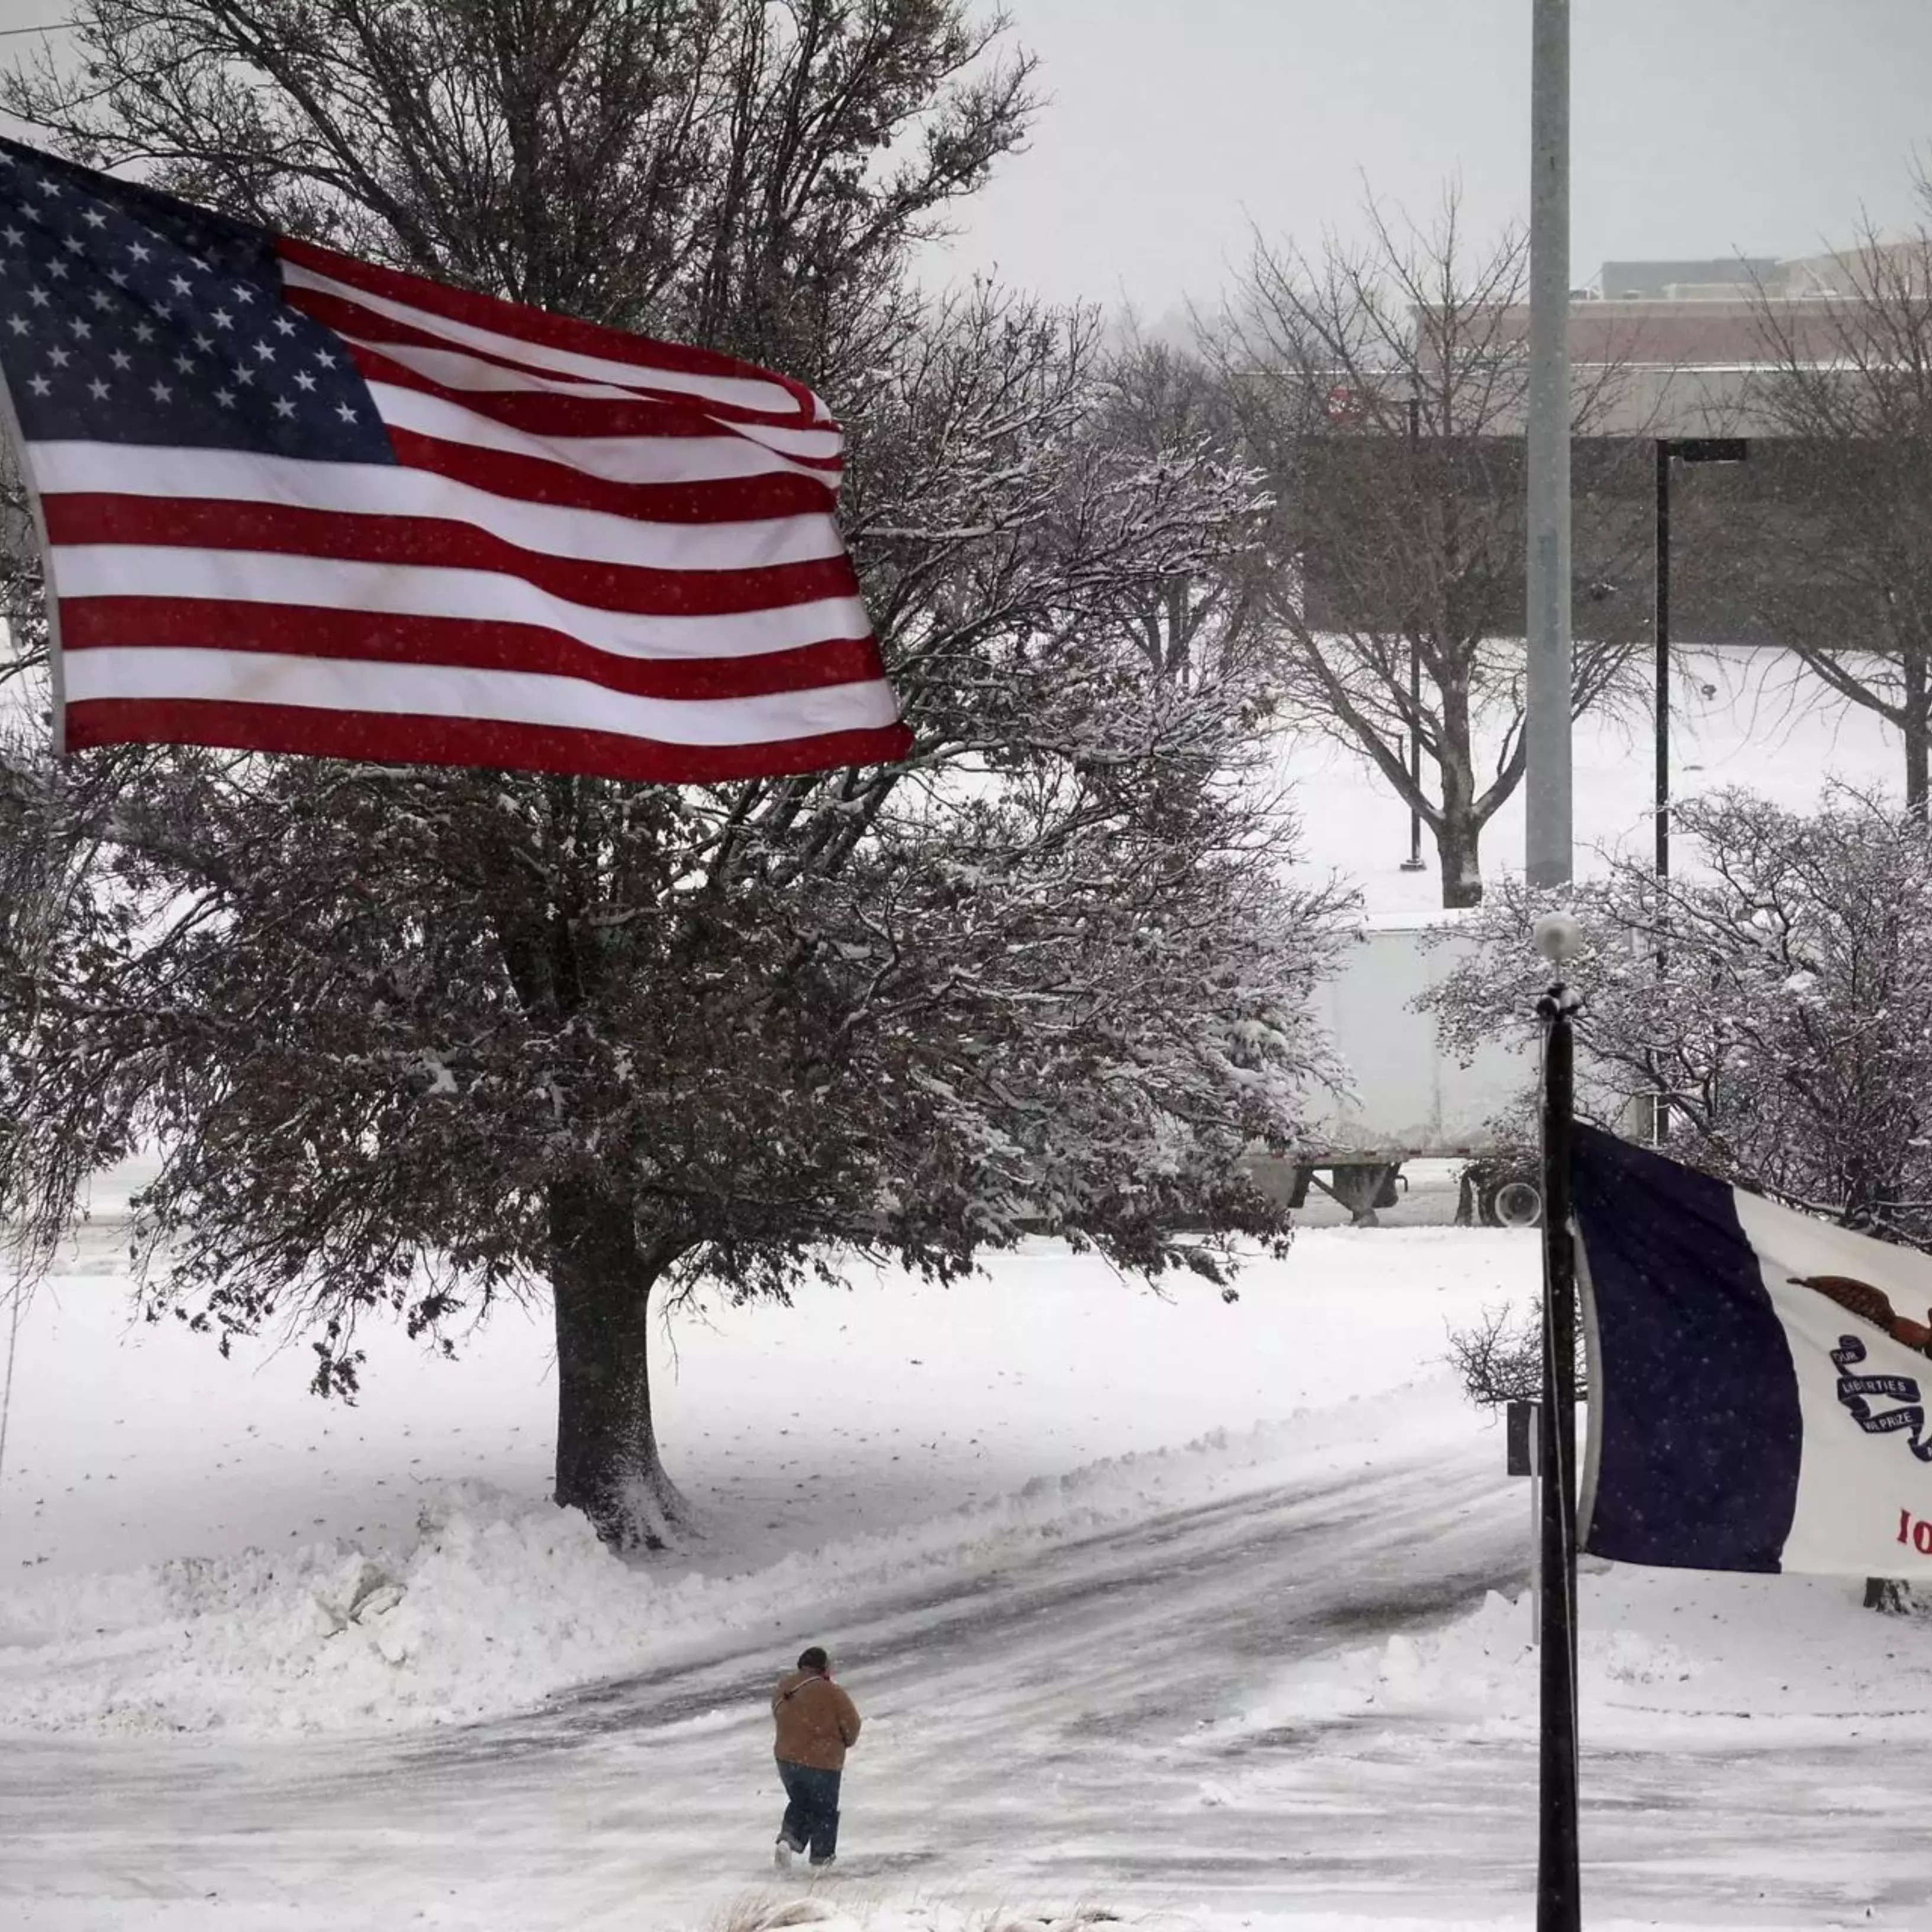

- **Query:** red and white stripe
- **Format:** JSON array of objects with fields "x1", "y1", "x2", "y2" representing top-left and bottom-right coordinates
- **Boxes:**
[{"x1": 50, "y1": 234, "x2": 910, "y2": 782}]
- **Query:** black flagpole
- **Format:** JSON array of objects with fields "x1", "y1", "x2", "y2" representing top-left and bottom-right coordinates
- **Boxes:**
[{"x1": 1537, "y1": 971, "x2": 1581, "y2": 1931}]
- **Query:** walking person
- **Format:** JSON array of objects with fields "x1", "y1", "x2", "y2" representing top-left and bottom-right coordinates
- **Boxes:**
[{"x1": 771, "y1": 1645, "x2": 860, "y2": 1873}]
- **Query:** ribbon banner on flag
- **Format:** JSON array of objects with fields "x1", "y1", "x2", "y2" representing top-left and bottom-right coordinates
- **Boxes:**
[
  {"x1": 0, "y1": 139, "x2": 910, "y2": 784},
  {"x1": 1575, "y1": 1123, "x2": 1932, "y2": 1576}
]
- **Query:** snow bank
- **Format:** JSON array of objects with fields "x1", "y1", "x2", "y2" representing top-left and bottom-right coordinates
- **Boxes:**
[
  {"x1": 1213, "y1": 1562, "x2": 1932, "y2": 1753},
  {"x1": 0, "y1": 1388, "x2": 1441, "y2": 1736}
]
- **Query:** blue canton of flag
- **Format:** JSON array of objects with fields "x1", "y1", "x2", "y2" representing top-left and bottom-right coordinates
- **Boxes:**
[{"x1": 0, "y1": 140, "x2": 392, "y2": 463}]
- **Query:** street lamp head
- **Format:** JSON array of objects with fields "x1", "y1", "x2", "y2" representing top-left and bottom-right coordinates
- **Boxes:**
[{"x1": 1532, "y1": 910, "x2": 1585, "y2": 965}]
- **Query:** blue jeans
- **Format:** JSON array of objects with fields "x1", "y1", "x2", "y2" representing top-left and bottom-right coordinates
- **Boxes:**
[{"x1": 776, "y1": 1759, "x2": 841, "y2": 1863}]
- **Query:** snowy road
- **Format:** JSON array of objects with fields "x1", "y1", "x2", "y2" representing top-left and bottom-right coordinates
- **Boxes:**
[{"x1": 12, "y1": 1425, "x2": 1927, "y2": 1930}]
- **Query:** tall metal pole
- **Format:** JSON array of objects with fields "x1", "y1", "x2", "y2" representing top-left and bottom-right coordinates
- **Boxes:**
[
  {"x1": 1653, "y1": 440, "x2": 1671, "y2": 884},
  {"x1": 1525, "y1": 0, "x2": 1573, "y2": 890},
  {"x1": 1652, "y1": 440, "x2": 1672, "y2": 1148},
  {"x1": 1537, "y1": 978, "x2": 1582, "y2": 1932}
]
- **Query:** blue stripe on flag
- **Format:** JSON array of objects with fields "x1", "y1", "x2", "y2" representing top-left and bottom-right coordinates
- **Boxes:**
[{"x1": 1573, "y1": 1125, "x2": 1802, "y2": 1572}]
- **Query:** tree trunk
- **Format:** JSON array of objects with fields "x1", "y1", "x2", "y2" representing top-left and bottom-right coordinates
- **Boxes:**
[
  {"x1": 1864, "y1": 1576, "x2": 1912, "y2": 1614},
  {"x1": 1434, "y1": 677, "x2": 1483, "y2": 908},
  {"x1": 549, "y1": 1178, "x2": 688, "y2": 1551},
  {"x1": 1904, "y1": 651, "x2": 1929, "y2": 821},
  {"x1": 1433, "y1": 804, "x2": 1484, "y2": 909}
]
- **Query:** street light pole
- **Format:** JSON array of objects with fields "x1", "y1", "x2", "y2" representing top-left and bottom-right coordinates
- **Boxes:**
[
  {"x1": 1654, "y1": 440, "x2": 1671, "y2": 885},
  {"x1": 1403, "y1": 388, "x2": 1426, "y2": 872},
  {"x1": 1651, "y1": 436, "x2": 1748, "y2": 1145}
]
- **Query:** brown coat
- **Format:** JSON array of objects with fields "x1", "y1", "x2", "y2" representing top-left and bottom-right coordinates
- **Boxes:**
[{"x1": 771, "y1": 1668, "x2": 861, "y2": 1770}]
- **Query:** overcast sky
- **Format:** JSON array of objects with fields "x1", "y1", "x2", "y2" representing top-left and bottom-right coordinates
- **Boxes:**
[
  {"x1": 0, "y1": 0, "x2": 1927, "y2": 325},
  {"x1": 926, "y1": 0, "x2": 1932, "y2": 320}
]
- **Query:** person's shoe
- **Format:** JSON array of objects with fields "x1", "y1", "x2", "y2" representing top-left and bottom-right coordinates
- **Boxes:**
[
  {"x1": 774, "y1": 1838, "x2": 798, "y2": 1872},
  {"x1": 808, "y1": 1857, "x2": 836, "y2": 1873}
]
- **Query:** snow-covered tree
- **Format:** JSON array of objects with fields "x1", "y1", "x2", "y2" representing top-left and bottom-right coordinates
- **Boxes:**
[
  {"x1": 0, "y1": 0, "x2": 1348, "y2": 1548},
  {"x1": 1432, "y1": 788, "x2": 1932, "y2": 1613},
  {"x1": 1427, "y1": 789, "x2": 1932, "y2": 1249}
]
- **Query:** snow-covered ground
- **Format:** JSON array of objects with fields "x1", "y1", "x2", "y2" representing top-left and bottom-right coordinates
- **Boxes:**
[
  {"x1": 8, "y1": 1227, "x2": 1931, "y2": 1930},
  {"x1": 1286, "y1": 646, "x2": 1899, "y2": 915},
  {"x1": 4, "y1": 647, "x2": 1930, "y2": 1930}
]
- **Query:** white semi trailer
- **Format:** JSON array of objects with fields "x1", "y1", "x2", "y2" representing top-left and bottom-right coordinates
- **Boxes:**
[{"x1": 1244, "y1": 921, "x2": 1542, "y2": 1226}]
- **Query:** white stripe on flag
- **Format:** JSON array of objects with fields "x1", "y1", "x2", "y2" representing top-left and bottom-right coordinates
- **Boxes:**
[
  {"x1": 64, "y1": 646, "x2": 904, "y2": 745},
  {"x1": 368, "y1": 383, "x2": 827, "y2": 487},
  {"x1": 49, "y1": 546, "x2": 872, "y2": 660},
  {"x1": 281, "y1": 260, "x2": 817, "y2": 423},
  {"x1": 339, "y1": 336, "x2": 645, "y2": 401},
  {"x1": 32, "y1": 443, "x2": 845, "y2": 571},
  {"x1": 1735, "y1": 1187, "x2": 1932, "y2": 1576}
]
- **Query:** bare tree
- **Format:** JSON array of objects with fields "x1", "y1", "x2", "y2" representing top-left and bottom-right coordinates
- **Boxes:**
[
  {"x1": 1210, "y1": 193, "x2": 1648, "y2": 907},
  {"x1": 1744, "y1": 223, "x2": 1932, "y2": 817}
]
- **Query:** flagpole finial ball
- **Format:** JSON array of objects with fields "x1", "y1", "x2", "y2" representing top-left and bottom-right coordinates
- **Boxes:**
[{"x1": 1532, "y1": 911, "x2": 1583, "y2": 965}]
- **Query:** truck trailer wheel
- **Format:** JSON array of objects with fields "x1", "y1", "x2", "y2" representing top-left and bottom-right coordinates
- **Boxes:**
[{"x1": 1483, "y1": 1174, "x2": 1544, "y2": 1228}]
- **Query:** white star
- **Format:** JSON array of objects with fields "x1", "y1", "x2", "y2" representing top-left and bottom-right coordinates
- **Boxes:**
[
  {"x1": 21, "y1": 204, "x2": 41, "y2": 225},
  {"x1": 172, "y1": 352, "x2": 194, "y2": 373},
  {"x1": 106, "y1": 268, "x2": 127, "y2": 289},
  {"x1": 88, "y1": 289, "x2": 111, "y2": 311},
  {"x1": 3, "y1": 315, "x2": 22, "y2": 335},
  {"x1": 293, "y1": 369, "x2": 317, "y2": 392},
  {"x1": 192, "y1": 331, "x2": 214, "y2": 353},
  {"x1": 272, "y1": 314, "x2": 297, "y2": 337},
  {"x1": 24, "y1": 285, "x2": 46, "y2": 307},
  {"x1": 150, "y1": 300, "x2": 170, "y2": 318},
  {"x1": 313, "y1": 347, "x2": 337, "y2": 369},
  {"x1": 81, "y1": 208, "x2": 106, "y2": 230},
  {"x1": 234, "y1": 365, "x2": 257, "y2": 386},
  {"x1": 66, "y1": 318, "x2": 89, "y2": 340},
  {"x1": 46, "y1": 345, "x2": 68, "y2": 368},
  {"x1": 189, "y1": 253, "x2": 211, "y2": 273},
  {"x1": 33, "y1": 178, "x2": 60, "y2": 198},
  {"x1": 253, "y1": 340, "x2": 276, "y2": 361},
  {"x1": 128, "y1": 240, "x2": 150, "y2": 263},
  {"x1": 27, "y1": 373, "x2": 48, "y2": 395},
  {"x1": 214, "y1": 388, "x2": 236, "y2": 408},
  {"x1": 132, "y1": 321, "x2": 154, "y2": 344},
  {"x1": 233, "y1": 284, "x2": 256, "y2": 304},
  {"x1": 109, "y1": 349, "x2": 130, "y2": 370},
  {"x1": 149, "y1": 378, "x2": 172, "y2": 402},
  {"x1": 334, "y1": 401, "x2": 358, "y2": 423},
  {"x1": 0, "y1": 226, "x2": 21, "y2": 247},
  {"x1": 87, "y1": 377, "x2": 108, "y2": 400},
  {"x1": 211, "y1": 307, "x2": 233, "y2": 330},
  {"x1": 60, "y1": 234, "x2": 85, "y2": 255},
  {"x1": 169, "y1": 273, "x2": 191, "y2": 297},
  {"x1": 273, "y1": 395, "x2": 297, "y2": 418},
  {"x1": 45, "y1": 260, "x2": 67, "y2": 281}
]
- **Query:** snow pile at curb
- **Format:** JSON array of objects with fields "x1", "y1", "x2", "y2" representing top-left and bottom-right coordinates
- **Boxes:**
[
  {"x1": 1215, "y1": 1563, "x2": 1932, "y2": 1753},
  {"x1": 0, "y1": 1383, "x2": 1454, "y2": 1736}
]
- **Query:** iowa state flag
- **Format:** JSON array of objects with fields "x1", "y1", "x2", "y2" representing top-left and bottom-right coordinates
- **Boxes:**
[{"x1": 1576, "y1": 1125, "x2": 1932, "y2": 1576}]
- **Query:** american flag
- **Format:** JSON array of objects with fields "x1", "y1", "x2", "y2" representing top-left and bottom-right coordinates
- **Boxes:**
[{"x1": 0, "y1": 139, "x2": 911, "y2": 783}]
